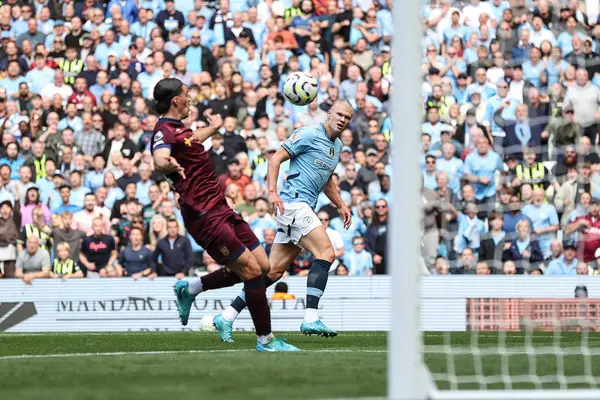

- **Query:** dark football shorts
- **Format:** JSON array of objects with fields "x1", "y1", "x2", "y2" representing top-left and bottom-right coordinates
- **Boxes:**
[{"x1": 181, "y1": 202, "x2": 261, "y2": 265}]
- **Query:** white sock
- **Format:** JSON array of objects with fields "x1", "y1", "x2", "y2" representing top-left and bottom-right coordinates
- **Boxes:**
[
  {"x1": 221, "y1": 306, "x2": 239, "y2": 322},
  {"x1": 188, "y1": 279, "x2": 203, "y2": 296},
  {"x1": 304, "y1": 308, "x2": 319, "y2": 322},
  {"x1": 257, "y1": 333, "x2": 275, "y2": 344}
]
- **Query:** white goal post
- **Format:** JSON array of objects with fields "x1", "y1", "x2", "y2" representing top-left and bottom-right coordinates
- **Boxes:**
[{"x1": 389, "y1": 1, "x2": 600, "y2": 399}]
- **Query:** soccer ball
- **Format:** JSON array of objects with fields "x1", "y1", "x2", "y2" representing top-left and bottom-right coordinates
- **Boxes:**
[
  {"x1": 199, "y1": 315, "x2": 216, "y2": 331},
  {"x1": 283, "y1": 71, "x2": 318, "y2": 106}
]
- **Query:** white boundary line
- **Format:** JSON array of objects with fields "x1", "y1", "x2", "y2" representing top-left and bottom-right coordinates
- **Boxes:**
[
  {"x1": 0, "y1": 332, "x2": 386, "y2": 337},
  {"x1": 0, "y1": 348, "x2": 387, "y2": 360}
]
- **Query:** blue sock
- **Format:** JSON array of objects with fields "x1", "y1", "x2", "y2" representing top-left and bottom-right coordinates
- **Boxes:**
[{"x1": 306, "y1": 259, "x2": 332, "y2": 309}]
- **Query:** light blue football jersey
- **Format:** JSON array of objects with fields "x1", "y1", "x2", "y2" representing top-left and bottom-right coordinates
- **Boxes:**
[{"x1": 280, "y1": 124, "x2": 343, "y2": 210}]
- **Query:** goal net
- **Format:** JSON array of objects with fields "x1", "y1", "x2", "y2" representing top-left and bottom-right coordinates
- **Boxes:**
[{"x1": 391, "y1": 0, "x2": 600, "y2": 399}]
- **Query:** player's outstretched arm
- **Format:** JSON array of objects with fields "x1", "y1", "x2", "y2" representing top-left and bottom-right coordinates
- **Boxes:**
[
  {"x1": 153, "y1": 148, "x2": 185, "y2": 178},
  {"x1": 267, "y1": 147, "x2": 291, "y2": 216},
  {"x1": 323, "y1": 176, "x2": 351, "y2": 229},
  {"x1": 193, "y1": 113, "x2": 223, "y2": 144}
]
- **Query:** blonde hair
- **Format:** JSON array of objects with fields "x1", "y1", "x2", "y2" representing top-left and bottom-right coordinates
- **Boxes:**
[
  {"x1": 149, "y1": 215, "x2": 167, "y2": 249},
  {"x1": 56, "y1": 242, "x2": 71, "y2": 253}
]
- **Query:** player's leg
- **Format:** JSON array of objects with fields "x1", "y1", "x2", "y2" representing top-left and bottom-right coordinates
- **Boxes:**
[
  {"x1": 219, "y1": 243, "x2": 301, "y2": 331},
  {"x1": 297, "y1": 225, "x2": 338, "y2": 337},
  {"x1": 214, "y1": 217, "x2": 292, "y2": 342},
  {"x1": 225, "y1": 246, "x2": 299, "y2": 352}
]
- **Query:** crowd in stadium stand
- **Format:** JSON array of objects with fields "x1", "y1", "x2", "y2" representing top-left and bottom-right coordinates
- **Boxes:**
[
  {"x1": 421, "y1": 0, "x2": 600, "y2": 275},
  {"x1": 0, "y1": 0, "x2": 394, "y2": 283}
]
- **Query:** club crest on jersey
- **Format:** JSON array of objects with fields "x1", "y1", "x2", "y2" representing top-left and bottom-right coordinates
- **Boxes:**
[
  {"x1": 184, "y1": 136, "x2": 194, "y2": 147},
  {"x1": 330, "y1": 147, "x2": 334, "y2": 157},
  {"x1": 220, "y1": 247, "x2": 230, "y2": 257}
]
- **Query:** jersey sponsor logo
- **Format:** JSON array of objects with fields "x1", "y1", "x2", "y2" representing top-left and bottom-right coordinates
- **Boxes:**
[
  {"x1": 220, "y1": 246, "x2": 230, "y2": 257},
  {"x1": 288, "y1": 133, "x2": 299, "y2": 143},
  {"x1": 152, "y1": 131, "x2": 164, "y2": 150}
]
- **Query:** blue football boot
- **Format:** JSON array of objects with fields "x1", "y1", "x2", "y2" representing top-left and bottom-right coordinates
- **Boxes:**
[
  {"x1": 213, "y1": 314, "x2": 234, "y2": 343},
  {"x1": 300, "y1": 320, "x2": 338, "y2": 337},
  {"x1": 256, "y1": 338, "x2": 301, "y2": 352},
  {"x1": 173, "y1": 280, "x2": 194, "y2": 326}
]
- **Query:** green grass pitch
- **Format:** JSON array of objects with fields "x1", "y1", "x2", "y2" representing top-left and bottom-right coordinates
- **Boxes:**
[{"x1": 1, "y1": 331, "x2": 599, "y2": 399}]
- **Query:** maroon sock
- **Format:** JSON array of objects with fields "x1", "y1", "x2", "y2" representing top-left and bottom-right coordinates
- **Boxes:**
[
  {"x1": 200, "y1": 268, "x2": 242, "y2": 291},
  {"x1": 244, "y1": 275, "x2": 272, "y2": 336}
]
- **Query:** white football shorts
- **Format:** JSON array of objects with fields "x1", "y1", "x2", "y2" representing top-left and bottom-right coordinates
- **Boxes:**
[{"x1": 274, "y1": 202, "x2": 321, "y2": 245}]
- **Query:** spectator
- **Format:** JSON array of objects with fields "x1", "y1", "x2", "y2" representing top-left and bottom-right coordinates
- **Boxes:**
[
  {"x1": 503, "y1": 260, "x2": 517, "y2": 275},
  {"x1": 262, "y1": 227, "x2": 276, "y2": 257},
  {"x1": 422, "y1": 184, "x2": 441, "y2": 267},
  {"x1": 271, "y1": 282, "x2": 296, "y2": 300},
  {"x1": 456, "y1": 202, "x2": 485, "y2": 255},
  {"x1": 545, "y1": 241, "x2": 578, "y2": 275},
  {"x1": 67, "y1": 171, "x2": 91, "y2": 209},
  {"x1": 502, "y1": 219, "x2": 544, "y2": 273},
  {"x1": 566, "y1": 198, "x2": 600, "y2": 263},
  {"x1": 343, "y1": 236, "x2": 373, "y2": 276},
  {"x1": 434, "y1": 257, "x2": 450, "y2": 275},
  {"x1": 20, "y1": 187, "x2": 50, "y2": 228},
  {"x1": 72, "y1": 193, "x2": 110, "y2": 236},
  {"x1": 218, "y1": 158, "x2": 251, "y2": 193},
  {"x1": 512, "y1": 148, "x2": 560, "y2": 194},
  {"x1": 454, "y1": 247, "x2": 477, "y2": 274},
  {"x1": 556, "y1": 164, "x2": 596, "y2": 227},
  {"x1": 564, "y1": 68, "x2": 600, "y2": 143},
  {"x1": 476, "y1": 261, "x2": 491, "y2": 275},
  {"x1": 148, "y1": 214, "x2": 168, "y2": 249},
  {"x1": 463, "y1": 136, "x2": 503, "y2": 218},
  {"x1": 15, "y1": 235, "x2": 51, "y2": 284},
  {"x1": 522, "y1": 187, "x2": 560, "y2": 259},
  {"x1": 79, "y1": 217, "x2": 119, "y2": 277},
  {"x1": 50, "y1": 242, "x2": 83, "y2": 280},
  {"x1": 48, "y1": 211, "x2": 86, "y2": 262},
  {"x1": 318, "y1": 210, "x2": 344, "y2": 269},
  {"x1": 117, "y1": 227, "x2": 156, "y2": 278},
  {"x1": 51, "y1": 185, "x2": 82, "y2": 215},
  {"x1": 0, "y1": 200, "x2": 20, "y2": 278},
  {"x1": 365, "y1": 198, "x2": 388, "y2": 275},
  {"x1": 247, "y1": 198, "x2": 277, "y2": 243},
  {"x1": 17, "y1": 206, "x2": 52, "y2": 255},
  {"x1": 422, "y1": 155, "x2": 438, "y2": 190},
  {"x1": 153, "y1": 218, "x2": 193, "y2": 278},
  {"x1": 478, "y1": 210, "x2": 507, "y2": 271}
]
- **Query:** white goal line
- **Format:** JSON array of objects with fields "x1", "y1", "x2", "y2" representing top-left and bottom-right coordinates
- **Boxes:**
[{"x1": 0, "y1": 348, "x2": 387, "y2": 361}]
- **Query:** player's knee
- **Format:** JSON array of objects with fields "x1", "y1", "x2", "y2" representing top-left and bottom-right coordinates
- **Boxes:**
[
  {"x1": 258, "y1": 258, "x2": 270, "y2": 274},
  {"x1": 320, "y1": 247, "x2": 336, "y2": 264},
  {"x1": 268, "y1": 269, "x2": 284, "y2": 282},
  {"x1": 244, "y1": 256, "x2": 262, "y2": 279}
]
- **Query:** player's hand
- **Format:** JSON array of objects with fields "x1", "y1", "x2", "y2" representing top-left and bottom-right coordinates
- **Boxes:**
[
  {"x1": 207, "y1": 113, "x2": 223, "y2": 131},
  {"x1": 339, "y1": 205, "x2": 352, "y2": 230},
  {"x1": 167, "y1": 156, "x2": 186, "y2": 179},
  {"x1": 269, "y1": 192, "x2": 284, "y2": 216}
]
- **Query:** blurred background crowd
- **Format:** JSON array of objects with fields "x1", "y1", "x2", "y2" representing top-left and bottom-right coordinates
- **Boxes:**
[
  {"x1": 0, "y1": 0, "x2": 393, "y2": 283},
  {"x1": 421, "y1": 0, "x2": 600, "y2": 275},
  {"x1": 1, "y1": 0, "x2": 600, "y2": 283}
]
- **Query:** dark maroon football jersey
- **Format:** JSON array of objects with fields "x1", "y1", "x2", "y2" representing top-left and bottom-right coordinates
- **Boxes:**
[{"x1": 151, "y1": 118, "x2": 225, "y2": 213}]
